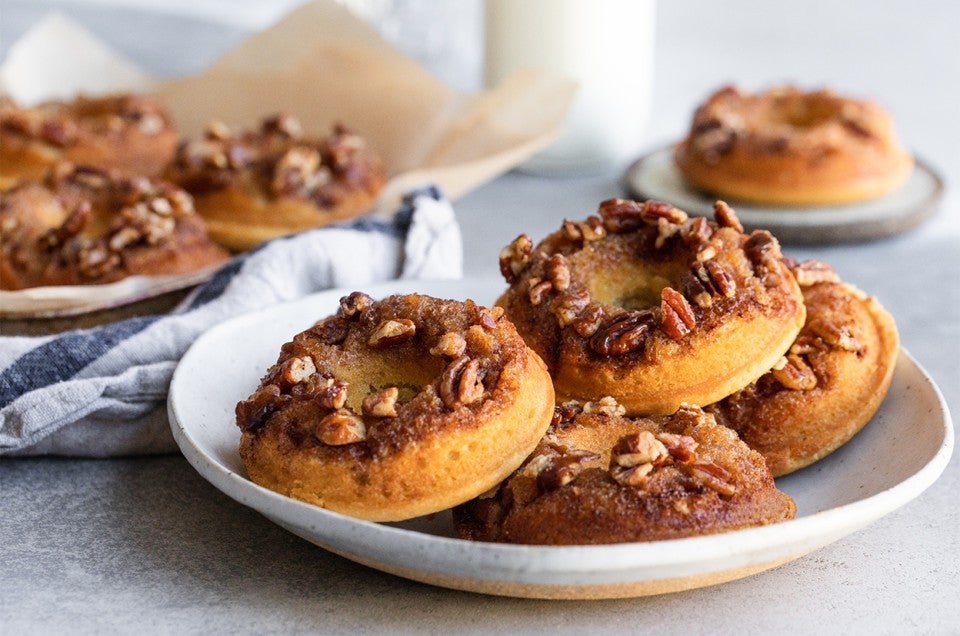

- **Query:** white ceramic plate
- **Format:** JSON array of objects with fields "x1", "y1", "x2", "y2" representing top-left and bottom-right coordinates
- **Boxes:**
[
  {"x1": 624, "y1": 146, "x2": 944, "y2": 244},
  {"x1": 168, "y1": 278, "x2": 954, "y2": 599}
]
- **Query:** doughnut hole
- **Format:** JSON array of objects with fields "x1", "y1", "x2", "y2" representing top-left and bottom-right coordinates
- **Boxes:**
[
  {"x1": 584, "y1": 260, "x2": 686, "y2": 312},
  {"x1": 333, "y1": 346, "x2": 446, "y2": 412}
]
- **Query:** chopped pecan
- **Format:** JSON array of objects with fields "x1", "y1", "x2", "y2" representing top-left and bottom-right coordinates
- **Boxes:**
[
  {"x1": 40, "y1": 118, "x2": 77, "y2": 147},
  {"x1": 552, "y1": 290, "x2": 590, "y2": 327},
  {"x1": 498, "y1": 234, "x2": 533, "y2": 283},
  {"x1": 571, "y1": 303, "x2": 605, "y2": 337},
  {"x1": 660, "y1": 287, "x2": 697, "y2": 340},
  {"x1": 790, "y1": 335, "x2": 825, "y2": 355},
  {"x1": 771, "y1": 354, "x2": 818, "y2": 390},
  {"x1": 656, "y1": 432, "x2": 699, "y2": 463},
  {"x1": 236, "y1": 384, "x2": 282, "y2": 432},
  {"x1": 44, "y1": 201, "x2": 91, "y2": 248},
  {"x1": 713, "y1": 200, "x2": 743, "y2": 232},
  {"x1": 368, "y1": 319, "x2": 416, "y2": 347},
  {"x1": 704, "y1": 260, "x2": 736, "y2": 297},
  {"x1": 362, "y1": 387, "x2": 399, "y2": 417},
  {"x1": 808, "y1": 319, "x2": 861, "y2": 352},
  {"x1": 307, "y1": 316, "x2": 349, "y2": 345},
  {"x1": 551, "y1": 402, "x2": 582, "y2": 427},
  {"x1": 339, "y1": 291, "x2": 374, "y2": 318},
  {"x1": 315, "y1": 378, "x2": 349, "y2": 409},
  {"x1": 271, "y1": 147, "x2": 323, "y2": 196},
  {"x1": 611, "y1": 431, "x2": 669, "y2": 467},
  {"x1": 655, "y1": 217, "x2": 680, "y2": 249},
  {"x1": 536, "y1": 463, "x2": 580, "y2": 491},
  {"x1": 204, "y1": 120, "x2": 231, "y2": 140},
  {"x1": 610, "y1": 463, "x2": 654, "y2": 487},
  {"x1": 562, "y1": 215, "x2": 606, "y2": 244},
  {"x1": 439, "y1": 356, "x2": 485, "y2": 408},
  {"x1": 527, "y1": 278, "x2": 553, "y2": 305},
  {"x1": 793, "y1": 260, "x2": 841, "y2": 287},
  {"x1": 316, "y1": 410, "x2": 367, "y2": 445},
  {"x1": 682, "y1": 215, "x2": 713, "y2": 247},
  {"x1": 279, "y1": 355, "x2": 317, "y2": 386},
  {"x1": 582, "y1": 396, "x2": 626, "y2": 416},
  {"x1": 683, "y1": 461, "x2": 737, "y2": 496},
  {"x1": 429, "y1": 332, "x2": 467, "y2": 358},
  {"x1": 477, "y1": 305, "x2": 504, "y2": 330},
  {"x1": 744, "y1": 230, "x2": 782, "y2": 269},
  {"x1": 589, "y1": 310, "x2": 656, "y2": 356},
  {"x1": 77, "y1": 244, "x2": 121, "y2": 279},
  {"x1": 262, "y1": 113, "x2": 303, "y2": 138},
  {"x1": 642, "y1": 200, "x2": 687, "y2": 225},
  {"x1": 545, "y1": 253, "x2": 571, "y2": 291},
  {"x1": 598, "y1": 198, "x2": 645, "y2": 233}
]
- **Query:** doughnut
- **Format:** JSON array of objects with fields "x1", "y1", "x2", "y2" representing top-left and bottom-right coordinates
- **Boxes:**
[
  {"x1": 235, "y1": 293, "x2": 555, "y2": 522},
  {"x1": 707, "y1": 260, "x2": 899, "y2": 476},
  {"x1": 674, "y1": 86, "x2": 914, "y2": 206},
  {"x1": 454, "y1": 400, "x2": 796, "y2": 545},
  {"x1": 0, "y1": 163, "x2": 229, "y2": 290},
  {"x1": 166, "y1": 115, "x2": 386, "y2": 251},
  {"x1": 497, "y1": 198, "x2": 806, "y2": 416},
  {"x1": 0, "y1": 93, "x2": 177, "y2": 188}
]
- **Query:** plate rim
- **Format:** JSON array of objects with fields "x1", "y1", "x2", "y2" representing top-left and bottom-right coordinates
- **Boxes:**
[
  {"x1": 168, "y1": 277, "x2": 955, "y2": 588},
  {"x1": 623, "y1": 144, "x2": 945, "y2": 244}
]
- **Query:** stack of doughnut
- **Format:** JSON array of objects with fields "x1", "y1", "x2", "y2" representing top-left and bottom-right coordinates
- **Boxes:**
[
  {"x1": 236, "y1": 198, "x2": 898, "y2": 545},
  {"x1": 674, "y1": 85, "x2": 914, "y2": 206},
  {"x1": 1, "y1": 92, "x2": 387, "y2": 289}
]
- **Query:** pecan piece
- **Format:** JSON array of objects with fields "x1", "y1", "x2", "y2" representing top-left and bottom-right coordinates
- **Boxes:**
[
  {"x1": 589, "y1": 310, "x2": 656, "y2": 356},
  {"x1": 562, "y1": 215, "x2": 606, "y2": 244},
  {"x1": 551, "y1": 402, "x2": 582, "y2": 428},
  {"x1": 44, "y1": 201, "x2": 91, "y2": 248},
  {"x1": 368, "y1": 319, "x2": 416, "y2": 347},
  {"x1": 713, "y1": 200, "x2": 743, "y2": 232},
  {"x1": 527, "y1": 278, "x2": 553, "y2": 305},
  {"x1": 642, "y1": 200, "x2": 687, "y2": 225},
  {"x1": 339, "y1": 291, "x2": 374, "y2": 318},
  {"x1": 660, "y1": 287, "x2": 697, "y2": 340},
  {"x1": 545, "y1": 253, "x2": 571, "y2": 291},
  {"x1": 682, "y1": 216, "x2": 713, "y2": 247},
  {"x1": 582, "y1": 396, "x2": 626, "y2": 416},
  {"x1": 793, "y1": 260, "x2": 841, "y2": 287},
  {"x1": 362, "y1": 387, "x2": 399, "y2": 417},
  {"x1": 744, "y1": 230, "x2": 782, "y2": 269},
  {"x1": 808, "y1": 319, "x2": 861, "y2": 352},
  {"x1": 236, "y1": 384, "x2": 282, "y2": 432},
  {"x1": 656, "y1": 432, "x2": 699, "y2": 463},
  {"x1": 610, "y1": 462, "x2": 654, "y2": 487},
  {"x1": 315, "y1": 378, "x2": 349, "y2": 409},
  {"x1": 611, "y1": 431, "x2": 669, "y2": 467},
  {"x1": 771, "y1": 354, "x2": 818, "y2": 391},
  {"x1": 307, "y1": 316, "x2": 349, "y2": 345},
  {"x1": 704, "y1": 260, "x2": 736, "y2": 297},
  {"x1": 552, "y1": 290, "x2": 591, "y2": 327},
  {"x1": 429, "y1": 331, "x2": 467, "y2": 358},
  {"x1": 279, "y1": 355, "x2": 317, "y2": 386},
  {"x1": 598, "y1": 198, "x2": 645, "y2": 233},
  {"x1": 684, "y1": 461, "x2": 737, "y2": 496},
  {"x1": 498, "y1": 234, "x2": 533, "y2": 283},
  {"x1": 571, "y1": 303, "x2": 605, "y2": 337},
  {"x1": 439, "y1": 356, "x2": 485, "y2": 408},
  {"x1": 316, "y1": 410, "x2": 367, "y2": 445}
]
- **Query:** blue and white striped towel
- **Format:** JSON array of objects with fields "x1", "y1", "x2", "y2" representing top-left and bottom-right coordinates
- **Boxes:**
[{"x1": 0, "y1": 187, "x2": 462, "y2": 457}]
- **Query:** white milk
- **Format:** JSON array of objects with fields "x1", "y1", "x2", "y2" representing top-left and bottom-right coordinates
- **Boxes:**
[{"x1": 485, "y1": 0, "x2": 656, "y2": 175}]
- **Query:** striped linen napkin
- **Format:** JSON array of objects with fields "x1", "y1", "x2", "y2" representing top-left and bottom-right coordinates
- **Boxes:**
[{"x1": 0, "y1": 187, "x2": 462, "y2": 457}]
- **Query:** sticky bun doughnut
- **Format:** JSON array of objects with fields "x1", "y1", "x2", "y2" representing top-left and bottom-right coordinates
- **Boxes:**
[
  {"x1": 0, "y1": 93, "x2": 177, "y2": 188},
  {"x1": 166, "y1": 115, "x2": 386, "y2": 251},
  {"x1": 236, "y1": 293, "x2": 555, "y2": 522},
  {"x1": 0, "y1": 163, "x2": 229, "y2": 290},
  {"x1": 674, "y1": 86, "x2": 914, "y2": 206},
  {"x1": 497, "y1": 199, "x2": 806, "y2": 416},
  {"x1": 454, "y1": 400, "x2": 796, "y2": 545},
  {"x1": 707, "y1": 260, "x2": 899, "y2": 476}
]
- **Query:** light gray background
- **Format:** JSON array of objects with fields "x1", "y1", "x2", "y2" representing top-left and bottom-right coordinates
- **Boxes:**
[{"x1": 2, "y1": 1, "x2": 958, "y2": 633}]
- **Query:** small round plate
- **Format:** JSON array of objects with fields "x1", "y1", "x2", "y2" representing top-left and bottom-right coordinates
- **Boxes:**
[
  {"x1": 624, "y1": 146, "x2": 944, "y2": 244},
  {"x1": 168, "y1": 278, "x2": 953, "y2": 599}
]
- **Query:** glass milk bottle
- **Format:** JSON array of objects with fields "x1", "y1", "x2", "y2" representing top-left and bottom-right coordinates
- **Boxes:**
[{"x1": 485, "y1": 0, "x2": 656, "y2": 175}]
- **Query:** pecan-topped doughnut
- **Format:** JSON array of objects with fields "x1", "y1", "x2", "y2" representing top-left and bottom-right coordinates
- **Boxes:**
[
  {"x1": 453, "y1": 401, "x2": 796, "y2": 544},
  {"x1": 0, "y1": 163, "x2": 229, "y2": 289},
  {"x1": 674, "y1": 86, "x2": 914, "y2": 206},
  {"x1": 0, "y1": 93, "x2": 177, "y2": 187},
  {"x1": 707, "y1": 260, "x2": 899, "y2": 476},
  {"x1": 166, "y1": 115, "x2": 386, "y2": 251},
  {"x1": 236, "y1": 293, "x2": 555, "y2": 522},
  {"x1": 497, "y1": 199, "x2": 806, "y2": 415}
]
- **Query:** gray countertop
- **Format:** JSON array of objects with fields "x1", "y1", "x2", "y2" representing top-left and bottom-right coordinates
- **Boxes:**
[{"x1": 2, "y1": 1, "x2": 958, "y2": 633}]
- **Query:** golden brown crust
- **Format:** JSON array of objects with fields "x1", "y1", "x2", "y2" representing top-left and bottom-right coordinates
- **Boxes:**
[
  {"x1": 674, "y1": 86, "x2": 914, "y2": 206},
  {"x1": 0, "y1": 163, "x2": 229, "y2": 290},
  {"x1": 497, "y1": 199, "x2": 806, "y2": 416},
  {"x1": 0, "y1": 94, "x2": 177, "y2": 188},
  {"x1": 453, "y1": 402, "x2": 796, "y2": 545},
  {"x1": 166, "y1": 116, "x2": 386, "y2": 251},
  {"x1": 236, "y1": 293, "x2": 555, "y2": 522},
  {"x1": 707, "y1": 263, "x2": 899, "y2": 476}
]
